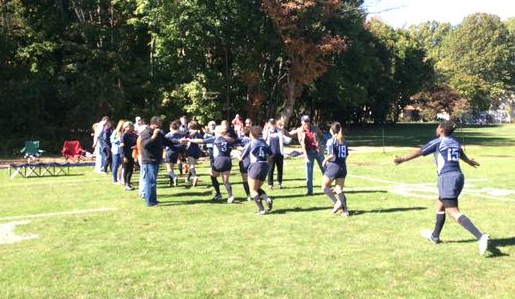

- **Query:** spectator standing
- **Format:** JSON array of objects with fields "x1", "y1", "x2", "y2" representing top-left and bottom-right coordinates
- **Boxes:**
[
  {"x1": 286, "y1": 115, "x2": 326, "y2": 195},
  {"x1": 140, "y1": 116, "x2": 185, "y2": 207},
  {"x1": 120, "y1": 122, "x2": 138, "y2": 191}
]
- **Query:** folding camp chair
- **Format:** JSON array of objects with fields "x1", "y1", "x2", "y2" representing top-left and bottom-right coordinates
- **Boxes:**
[
  {"x1": 20, "y1": 140, "x2": 45, "y2": 162},
  {"x1": 61, "y1": 140, "x2": 86, "y2": 162}
]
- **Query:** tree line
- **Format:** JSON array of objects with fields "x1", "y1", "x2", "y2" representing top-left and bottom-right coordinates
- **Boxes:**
[{"x1": 1, "y1": 0, "x2": 514, "y2": 154}]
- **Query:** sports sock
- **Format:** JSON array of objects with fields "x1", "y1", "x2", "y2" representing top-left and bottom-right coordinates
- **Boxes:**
[
  {"x1": 337, "y1": 192, "x2": 347, "y2": 211},
  {"x1": 324, "y1": 186, "x2": 338, "y2": 204},
  {"x1": 258, "y1": 188, "x2": 269, "y2": 200},
  {"x1": 254, "y1": 194, "x2": 265, "y2": 211},
  {"x1": 211, "y1": 176, "x2": 220, "y2": 195},
  {"x1": 457, "y1": 214, "x2": 483, "y2": 240},
  {"x1": 433, "y1": 211, "x2": 446, "y2": 239},
  {"x1": 242, "y1": 181, "x2": 250, "y2": 197},
  {"x1": 224, "y1": 182, "x2": 233, "y2": 197}
]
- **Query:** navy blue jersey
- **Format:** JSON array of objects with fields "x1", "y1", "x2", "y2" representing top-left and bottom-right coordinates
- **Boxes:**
[
  {"x1": 164, "y1": 131, "x2": 184, "y2": 153},
  {"x1": 240, "y1": 138, "x2": 272, "y2": 163},
  {"x1": 186, "y1": 131, "x2": 203, "y2": 158},
  {"x1": 421, "y1": 136, "x2": 462, "y2": 175},
  {"x1": 326, "y1": 137, "x2": 348, "y2": 165},
  {"x1": 212, "y1": 136, "x2": 233, "y2": 158}
]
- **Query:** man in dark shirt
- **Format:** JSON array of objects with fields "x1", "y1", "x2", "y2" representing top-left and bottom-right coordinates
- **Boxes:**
[{"x1": 140, "y1": 116, "x2": 186, "y2": 207}]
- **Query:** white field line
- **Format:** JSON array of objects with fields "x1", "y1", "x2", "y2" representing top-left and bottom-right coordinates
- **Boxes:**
[
  {"x1": 347, "y1": 174, "x2": 515, "y2": 202},
  {"x1": 0, "y1": 207, "x2": 117, "y2": 222}
]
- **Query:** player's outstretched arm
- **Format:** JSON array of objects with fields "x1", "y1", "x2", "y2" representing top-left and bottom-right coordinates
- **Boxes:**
[
  {"x1": 461, "y1": 152, "x2": 480, "y2": 168},
  {"x1": 394, "y1": 148, "x2": 422, "y2": 165}
]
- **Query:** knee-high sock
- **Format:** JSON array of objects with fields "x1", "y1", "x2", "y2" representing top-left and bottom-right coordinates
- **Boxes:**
[
  {"x1": 189, "y1": 167, "x2": 197, "y2": 178},
  {"x1": 324, "y1": 187, "x2": 338, "y2": 204},
  {"x1": 242, "y1": 181, "x2": 250, "y2": 197},
  {"x1": 457, "y1": 214, "x2": 483, "y2": 240},
  {"x1": 337, "y1": 192, "x2": 347, "y2": 211},
  {"x1": 254, "y1": 194, "x2": 265, "y2": 211},
  {"x1": 258, "y1": 188, "x2": 269, "y2": 201},
  {"x1": 433, "y1": 211, "x2": 446, "y2": 239},
  {"x1": 211, "y1": 176, "x2": 220, "y2": 195},
  {"x1": 224, "y1": 182, "x2": 233, "y2": 197}
]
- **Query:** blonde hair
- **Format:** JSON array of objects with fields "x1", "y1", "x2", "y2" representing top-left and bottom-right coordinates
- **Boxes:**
[{"x1": 115, "y1": 119, "x2": 126, "y2": 138}]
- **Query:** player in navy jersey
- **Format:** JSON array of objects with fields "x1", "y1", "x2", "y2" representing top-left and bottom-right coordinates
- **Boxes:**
[
  {"x1": 191, "y1": 125, "x2": 236, "y2": 203},
  {"x1": 240, "y1": 126, "x2": 273, "y2": 215},
  {"x1": 184, "y1": 121, "x2": 203, "y2": 187},
  {"x1": 263, "y1": 118, "x2": 286, "y2": 189},
  {"x1": 321, "y1": 122, "x2": 349, "y2": 217},
  {"x1": 164, "y1": 121, "x2": 184, "y2": 187},
  {"x1": 237, "y1": 126, "x2": 253, "y2": 200},
  {"x1": 394, "y1": 120, "x2": 489, "y2": 255}
]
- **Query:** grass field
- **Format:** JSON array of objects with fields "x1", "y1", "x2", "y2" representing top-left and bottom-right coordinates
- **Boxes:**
[{"x1": 1, "y1": 123, "x2": 514, "y2": 299}]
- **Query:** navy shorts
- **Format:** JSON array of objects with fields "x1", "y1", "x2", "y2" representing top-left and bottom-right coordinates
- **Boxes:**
[
  {"x1": 212, "y1": 156, "x2": 232, "y2": 173},
  {"x1": 437, "y1": 171, "x2": 464, "y2": 200},
  {"x1": 239, "y1": 159, "x2": 250, "y2": 174},
  {"x1": 323, "y1": 162, "x2": 347, "y2": 180},
  {"x1": 247, "y1": 162, "x2": 268, "y2": 181},
  {"x1": 165, "y1": 151, "x2": 180, "y2": 163}
]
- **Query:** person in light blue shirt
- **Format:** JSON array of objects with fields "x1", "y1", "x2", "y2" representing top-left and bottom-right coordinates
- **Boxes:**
[{"x1": 394, "y1": 120, "x2": 489, "y2": 256}]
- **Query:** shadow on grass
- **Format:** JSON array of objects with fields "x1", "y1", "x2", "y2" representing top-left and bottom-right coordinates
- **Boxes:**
[
  {"x1": 444, "y1": 236, "x2": 514, "y2": 258},
  {"x1": 350, "y1": 206, "x2": 426, "y2": 216}
]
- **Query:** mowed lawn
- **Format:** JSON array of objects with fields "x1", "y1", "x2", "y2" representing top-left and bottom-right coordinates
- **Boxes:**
[{"x1": 1, "y1": 123, "x2": 514, "y2": 299}]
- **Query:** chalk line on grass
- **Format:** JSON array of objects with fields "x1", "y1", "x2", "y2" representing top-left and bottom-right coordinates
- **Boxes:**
[{"x1": 0, "y1": 207, "x2": 117, "y2": 245}]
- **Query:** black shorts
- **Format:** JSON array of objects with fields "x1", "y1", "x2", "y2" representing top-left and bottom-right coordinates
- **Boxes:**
[
  {"x1": 239, "y1": 159, "x2": 250, "y2": 174},
  {"x1": 247, "y1": 162, "x2": 268, "y2": 181},
  {"x1": 212, "y1": 156, "x2": 232, "y2": 173},
  {"x1": 165, "y1": 151, "x2": 179, "y2": 163}
]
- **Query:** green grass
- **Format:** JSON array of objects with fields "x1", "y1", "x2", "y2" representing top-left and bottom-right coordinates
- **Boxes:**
[{"x1": 1, "y1": 123, "x2": 515, "y2": 299}]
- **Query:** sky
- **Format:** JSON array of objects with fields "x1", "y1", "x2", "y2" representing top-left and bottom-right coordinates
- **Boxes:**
[{"x1": 363, "y1": 0, "x2": 515, "y2": 28}]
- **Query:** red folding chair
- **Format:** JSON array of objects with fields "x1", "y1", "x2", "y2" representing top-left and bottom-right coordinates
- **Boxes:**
[{"x1": 61, "y1": 140, "x2": 87, "y2": 162}]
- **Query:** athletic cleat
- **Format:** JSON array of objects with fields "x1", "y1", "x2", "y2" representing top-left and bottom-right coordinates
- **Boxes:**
[
  {"x1": 421, "y1": 229, "x2": 441, "y2": 244},
  {"x1": 268, "y1": 185, "x2": 274, "y2": 190},
  {"x1": 478, "y1": 234, "x2": 489, "y2": 256},
  {"x1": 341, "y1": 210, "x2": 349, "y2": 217},
  {"x1": 278, "y1": 183, "x2": 282, "y2": 189},
  {"x1": 192, "y1": 177, "x2": 199, "y2": 187},
  {"x1": 256, "y1": 210, "x2": 267, "y2": 216},
  {"x1": 332, "y1": 201, "x2": 342, "y2": 214},
  {"x1": 227, "y1": 196, "x2": 235, "y2": 204},
  {"x1": 246, "y1": 196, "x2": 252, "y2": 201},
  {"x1": 212, "y1": 194, "x2": 222, "y2": 201},
  {"x1": 266, "y1": 198, "x2": 273, "y2": 212}
]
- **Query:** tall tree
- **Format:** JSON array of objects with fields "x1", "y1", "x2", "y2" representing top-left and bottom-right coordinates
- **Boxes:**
[{"x1": 261, "y1": 0, "x2": 357, "y2": 125}]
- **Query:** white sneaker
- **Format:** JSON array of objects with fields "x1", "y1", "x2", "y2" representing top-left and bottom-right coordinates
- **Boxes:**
[
  {"x1": 478, "y1": 234, "x2": 489, "y2": 256},
  {"x1": 332, "y1": 201, "x2": 342, "y2": 214},
  {"x1": 341, "y1": 210, "x2": 349, "y2": 217},
  {"x1": 256, "y1": 210, "x2": 267, "y2": 216},
  {"x1": 421, "y1": 229, "x2": 440, "y2": 244},
  {"x1": 227, "y1": 196, "x2": 235, "y2": 203},
  {"x1": 246, "y1": 196, "x2": 252, "y2": 201}
]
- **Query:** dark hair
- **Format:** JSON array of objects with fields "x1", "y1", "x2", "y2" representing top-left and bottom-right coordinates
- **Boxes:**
[
  {"x1": 169, "y1": 121, "x2": 179, "y2": 130},
  {"x1": 440, "y1": 120, "x2": 456, "y2": 136},
  {"x1": 150, "y1": 116, "x2": 162, "y2": 125},
  {"x1": 330, "y1": 122, "x2": 344, "y2": 142},
  {"x1": 250, "y1": 125, "x2": 263, "y2": 138}
]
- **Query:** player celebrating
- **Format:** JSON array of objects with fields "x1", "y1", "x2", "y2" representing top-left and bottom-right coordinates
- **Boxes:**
[
  {"x1": 239, "y1": 126, "x2": 273, "y2": 215},
  {"x1": 321, "y1": 122, "x2": 349, "y2": 217},
  {"x1": 394, "y1": 120, "x2": 489, "y2": 256}
]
